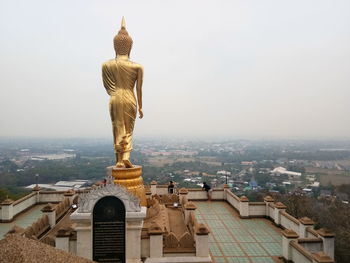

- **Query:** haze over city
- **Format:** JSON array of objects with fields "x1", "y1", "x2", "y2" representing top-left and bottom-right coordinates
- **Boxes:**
[{"x1": 0, "y1": 0, "x2": 349, "y2": 139}]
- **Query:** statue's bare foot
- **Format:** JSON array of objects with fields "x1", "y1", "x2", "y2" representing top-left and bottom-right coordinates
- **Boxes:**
[
  {"x1": 123, "y1": 159, "x2": 133, "y2": 168},
  {"x1": 116, "y1": 162, "x2": 124, "y2": 168}
]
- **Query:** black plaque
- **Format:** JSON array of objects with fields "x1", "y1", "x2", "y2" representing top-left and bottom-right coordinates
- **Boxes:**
[{"x1": 93, "y1": 196, "x2": 125, "y2": 263}]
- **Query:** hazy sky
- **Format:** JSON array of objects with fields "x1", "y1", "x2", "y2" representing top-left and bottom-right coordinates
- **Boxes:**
[{"x1": 0, "y1": 0, "x2": 349, "y2": 139}]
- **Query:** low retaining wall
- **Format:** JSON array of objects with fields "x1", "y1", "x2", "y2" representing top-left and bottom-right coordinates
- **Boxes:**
[
  {"x1": 290, "y1": 241, "x2": 313, "y2": 263},
  {"x1": 12, "y1": 192, "x2": 37, "y2": 217},
  {"x1": 187, "y1": 189, "x2": 224, "y2": 200},
  {"x1": 248, "y1": 202, "x2": 266, "y2": 217},
  {"x1": 226, "y1": 190, "x2": 240, "y2": 210},
  {"x1": 280, "y1": 210, "x2": 300, "y2": 233},
  {"x1": 0, "y1": 189, "x2": 75, "y2": 222},
  {"x1": 39, "y1": 191, "x2": 66, "y2": 203}
]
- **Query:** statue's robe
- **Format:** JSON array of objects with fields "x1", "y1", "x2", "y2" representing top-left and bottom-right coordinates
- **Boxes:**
[{"x1": 102, "y1": 58, "x2": 141, "y2": 153}]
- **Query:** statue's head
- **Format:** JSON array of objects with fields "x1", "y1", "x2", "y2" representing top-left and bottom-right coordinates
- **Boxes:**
[{"x1": 114, "y1": 17, "x2": 133, "y2": 56}]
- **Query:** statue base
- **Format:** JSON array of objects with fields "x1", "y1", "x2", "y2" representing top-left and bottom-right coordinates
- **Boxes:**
[{"x1": 108, "y1": 165, "x2": 147, "y2": 206}]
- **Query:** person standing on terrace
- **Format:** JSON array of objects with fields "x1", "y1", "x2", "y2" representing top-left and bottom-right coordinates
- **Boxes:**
[
  {"x1": 202, "y1": 182, "x2": 212, "y2": 201},
  {"x1": 168, "y1": 181, "x2": 175, "y2": 194}
]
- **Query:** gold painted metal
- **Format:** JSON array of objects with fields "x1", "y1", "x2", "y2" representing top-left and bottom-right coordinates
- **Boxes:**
[
  {"x1": 102, "y1": 17, "x2": 144, "y2": 168},
  {"x1": 103, "y1": 18, "x2": 146, "y2": 206},
  {"x1": 112, "y1": 166, "x2": 146, "y2": 206}
]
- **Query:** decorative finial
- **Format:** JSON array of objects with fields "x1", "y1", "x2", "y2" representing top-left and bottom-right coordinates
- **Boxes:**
[{"x1": 121, "y1": 16, "x2": 126, "y2": 29}]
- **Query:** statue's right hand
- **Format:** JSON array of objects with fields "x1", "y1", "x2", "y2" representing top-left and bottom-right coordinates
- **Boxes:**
[{"x1": 139, "y1": 109, "x2": 144, "y2": 119}]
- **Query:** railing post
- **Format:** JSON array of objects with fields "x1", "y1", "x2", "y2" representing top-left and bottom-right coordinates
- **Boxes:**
[
  {"x1": 150, "y1": 181, "x2": 157, "y2": 195},
  {"x1": 282, "y1": 229, "x2": 299, "y2": 261},
  {"x1": 145, "y1": 188, "x2": 152, "y2": 200},
  {"x1": 179, "y1": 188, "x2": 189, "y2": 205},
  {"x1": 299, "y1": 217, "x2": 314, "y2": 238},
  {"x1": 264, "y1": 195, "x2": 274, "y2": 218},
  {"x1": 41, "y1": 203, "x2": 56, "y2": 228},
  {"x1": 317, "y1": 228, "x2": 335, "y2": 259},
  {"x1": 64, "y1": 189, "x2": 75, "y2": 205},
  {"x1": 223, "y1": 184, "x2": 229, "y2": 200},
  {"x1": 56, "y1": 228, "x2": 70, "y2": 252},
  {"x1": 184, "y1": 201, "x2": 197, "y2": 225},
  {"x1": 274, "y1": 202, "x2": 287, "y2": 226},
  {"x1": 239, "y1": 196, "x2": 249, "y2": 218},
  {"x1": 195, "y1": 223, "x2": 210, "y2": 257},
  {"x1": 32, "y1": 185, "x2": 40, "y2": 203},
  {"x1": 148, "y1": 222, "x2": 163, "y2": 258},
  {"x1": 0, "y1": 198, "x2": 14, "y2": 222}
]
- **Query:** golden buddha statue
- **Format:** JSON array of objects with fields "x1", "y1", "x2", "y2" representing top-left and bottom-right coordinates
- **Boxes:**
[{"x1": 102, "y1": 17, "x2": 144, "y2": 168}]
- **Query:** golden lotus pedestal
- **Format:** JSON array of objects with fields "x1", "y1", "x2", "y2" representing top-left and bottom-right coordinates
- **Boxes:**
[{"x1": 110, "y1": 165, "x2": 147, "y2": 206}]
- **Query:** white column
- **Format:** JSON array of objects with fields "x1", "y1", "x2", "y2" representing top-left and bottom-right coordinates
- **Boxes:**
[
  {"x1": 70, "y1": 211, "x2": 92, "y2": 260},
  {"x1": 41, "y1": 203, "x2": 56, "y2": 228},
  {"x1": 64, "y1": 190, "x2": 75, "y2": 205},
  {"x1": 148, "y1": 222, "x2": 163, "y2": 258},
  {"x1": 56, "y1": 229, "x2": 70, "y2": 252},
  {"x1": 195, "y1": 223, "x2": 210, "y2": 257},
  {"x1": 32, "y1": 186, "x2": 41, "y2": 203},
  {"x1": 223, "y1": 184, "x2": 229, "y2": 200},
  {"x1": 184, "y1": 202, "x2": 197, "y2": 225},
  {"x1": 264, "y1": 195, "x2": 274, "y2": 218},
  {"x1": 282, "y1": 229, "x2": 299, "y2": 261},
  {"x1": 317, "y1": 229, "x2": 335, "y2": 259},
  {"x1": 0, "y1": 198, "x2": 14, "y2": 222},
  {"x1": 239, "y1": 196, "x2": 249, "y2": 218},
  {"x1": 299, "y1": 217, "x2": 314, "y2": 238},
  {"x1": 274, "y1": 202, "x2": 287, "y2": 225},
  {"x1": 126, "y1": 207, "x2": 147, "y2": 263}
]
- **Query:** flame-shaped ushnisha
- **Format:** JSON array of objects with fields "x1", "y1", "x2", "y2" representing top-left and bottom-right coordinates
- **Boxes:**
[{"x1": 113, "y1": 16, "x2": 133, "y2": 56}]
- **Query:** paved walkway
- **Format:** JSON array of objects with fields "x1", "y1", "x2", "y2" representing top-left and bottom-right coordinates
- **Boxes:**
[{"x1": 194, "y1": 202, "x2": 283, "y2": 263}]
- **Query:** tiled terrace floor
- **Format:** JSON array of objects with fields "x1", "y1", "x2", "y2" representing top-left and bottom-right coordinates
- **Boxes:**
[
  {"x1": 0, "y1": 204, "x2": 46, "y2": 239},
  {"x1": 195, "y1": 202, "x2": 283, "y2": 263}
]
